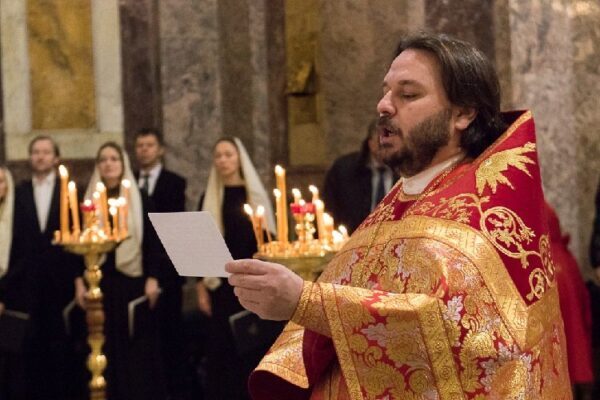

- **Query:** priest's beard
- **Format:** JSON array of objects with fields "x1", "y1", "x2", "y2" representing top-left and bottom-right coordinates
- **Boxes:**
[{"x1": 379, "y1": 109, "x2": 452, "y2": 177}]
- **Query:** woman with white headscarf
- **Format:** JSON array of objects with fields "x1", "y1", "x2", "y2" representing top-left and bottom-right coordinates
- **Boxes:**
[
  {"x1": 0, "y1": 166, "x2": 30, "y2": 399},
  {"x1": 84, "y1": 142, "x2": 166, "y2": 400},
  {"x1": 196, "y1": 137, "x2": 279, "y2": 400}
]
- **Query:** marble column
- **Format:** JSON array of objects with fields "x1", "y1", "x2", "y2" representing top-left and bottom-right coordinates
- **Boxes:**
[
  {"x1": 159, "y1": 0, "x2": 282, "y2": 208},
  {"x1": 498, "y1": 0, "x2": 600, "y2": 271},
  {"x1": 119, "y1": 0, "x2": 163, "y2": 155},
  {"x1": 159, "y1": 0, "x2": 223, "y2": 209},
  {"x1": 319, "y1": 0, "x2": 425, "y2": 161}
]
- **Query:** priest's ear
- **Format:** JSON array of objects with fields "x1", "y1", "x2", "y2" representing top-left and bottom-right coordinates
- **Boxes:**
[{"x1": 452, "y1": 106, "x2": 477, "y2": 132}]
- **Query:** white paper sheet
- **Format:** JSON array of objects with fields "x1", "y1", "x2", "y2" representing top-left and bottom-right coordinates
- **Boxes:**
[{"x1": 148, "y1": 211, "x2": 232, "y2": 277}]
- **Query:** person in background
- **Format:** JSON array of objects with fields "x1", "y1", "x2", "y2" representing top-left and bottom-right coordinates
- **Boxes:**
[
  {"x1": 196, "y1": 137, "x2": 278, "y2": 400},
  {"x1": 14, "y1": 136, "x2": 83, "y2": 400},
  {"x1": 82, "y1": 142, "x2": 166, "y2": 400},
  {"x1": 0, "y1": 165, "x2": 30, "y2": 399},
  {"x1": 589, "y1": 178, "x2": 600, "y2": 398},
  {"x1": 546, "y1": 202, "x2": 594, "y2": 399},
  {"x1": 323, "y1": 119, "x2": 398, "y2": 233},
  {"x1": 134, "y1": 128, "x2": 188, "y2": 399}
]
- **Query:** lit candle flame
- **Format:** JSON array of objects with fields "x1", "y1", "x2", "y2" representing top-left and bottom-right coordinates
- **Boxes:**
[
  {"x1": 96, "y1": 181, "x2": 106, "y2": 192},
  {"x1": 121, "y1": 179, "x2": 131, "y2": 189},
  {"x1": 275, "y1": 165, "x2": 284, "y2": 176},
  {"x1": 243, "y1": 203, "x2": 254, "y2": 216},
  {"x1": 256, "y1": 205, "x2": 265, "y2": 217},
  {"x1": 109, "y1": 206, "x2": 117, "y2": 216},
  {"x1": 68, "y1": 181, "x2": 76, "y2": 191},
  {"x1": 58, "y1": 164, "x2": 68, "y2": 178},
  {"x1": 273, "y1": 188, "x2": 281, "y2": 198},
  {"x1": 292, "y1": 188, "x2": 302, "y2": 203},
  {"x1": 338, "y1": 225, "x2": 348, "y2": 236},
  {"x1": 332, "y1": 230, "x2": 343, "y2": 243},
  {"x1": 309, "y1": 185, "x2": 319, "y2": 200}
]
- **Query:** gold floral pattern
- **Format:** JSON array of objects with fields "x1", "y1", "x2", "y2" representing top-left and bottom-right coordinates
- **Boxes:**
[
  {"x1": 252, "y1": 111, "x2": 570, "y2": 400},
  {"x1": 475, "y1": 141, "x2": 536, "y2": 195}
]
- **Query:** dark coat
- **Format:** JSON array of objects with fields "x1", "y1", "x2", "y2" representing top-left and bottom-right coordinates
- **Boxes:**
[
  {"x1": 135, "y1": 167, "x2": 186, "y2": 285},
  {"x1": 136, "y1": 168, "x2": 186, "y2": 213},
  {"x1": 323, "y1": 152, "x2": 398, "y2": 234}
]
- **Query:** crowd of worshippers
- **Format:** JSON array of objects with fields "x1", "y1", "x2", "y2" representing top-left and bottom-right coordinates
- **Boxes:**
[
  {"x1": 0, "y1": 125, "x2": 599, "y2": 400},
  {"x1": 0, "y1": 131, "x2": 286, "y2": 400}
]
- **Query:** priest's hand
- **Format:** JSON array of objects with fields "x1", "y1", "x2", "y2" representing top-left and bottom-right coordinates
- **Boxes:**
[
  {"x1": 226, "y1": 259, "x2": 303, "y2": 321},
  {"x1": 195, "y1": 281, "x2": 213, "y2": 317},
  {"x1": 145, "y1": 277, "x2": 160, "y2": 309}
]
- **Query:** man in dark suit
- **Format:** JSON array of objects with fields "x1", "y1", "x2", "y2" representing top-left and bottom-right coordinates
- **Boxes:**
[
  {"x1": 323, "y1": 120, "x2": 399, "y2": 233},
  {"x1": 12, "y1": 135, "x2": 84, "y2": 399},
  {"x1": 134, "y1": 128, "x2": 188, "y2": 399}
]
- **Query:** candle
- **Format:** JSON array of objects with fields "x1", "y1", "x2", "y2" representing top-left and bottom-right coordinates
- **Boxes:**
[
  {"x1": 58, "y1": 165, "x2": 70, "y2": 240},
  {"x1": 81, "y1": 199, "x2": 94, "y2": 230},
  {"x1": 338, "y1": 225, "x2": 349, "y2": 240},
  {"x1": 309, "y1": 185, "x2": 319, "y2": 203},
  {"x1": 109, "y1": 205, "x2": 119, "y2": 240},
  {"x1": 291, "y1": 188, "x2": 302, "y2": 204},
  {"x1": 244, "y1": 204, "x2": 262, "y2": 247},
  {"x1": 96, "y1": 182, "x2": 110, "y2": 235},
  {"x1": 118, "y1": 197, "x2": 128, "y2": 237},
  {"x1": 273, "y1": 188, "x2": 282, "y2": 242},
  {"x1": 68, "y1": 181, "x2": 81, "y2": 238},
  {"x1": 274, "y1": 166, "x2": 288, "y2": 243},
  {"x1": 323, "y1": 212, "x2": 334, "y2": 243},
  {"x1": 121, "y1": 179, "x2": 131, "y2": 202},
  {"x1": 314, "y1": 199, "x2": 325, "y2": 240},
  {"x1": 121, "y1": 180, "x2": 131, "y2": 237},
  {"x1": 256, "y1": 205, "x2": 272, "y2": 243},
  {"x1": 92, "y1": 191, "x2": 101, "y2": 222}
]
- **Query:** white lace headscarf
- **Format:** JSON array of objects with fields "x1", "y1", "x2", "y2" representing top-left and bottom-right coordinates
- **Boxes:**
[
  {"x1": 85, "y1": 143, "x2": 144, "y2": 277},
  {"x1": 201, "y1": 137, "x2": 276, "y2": 235},
  {"x1": 0, "y1": 167, "x2": 14, "y2": 278}
]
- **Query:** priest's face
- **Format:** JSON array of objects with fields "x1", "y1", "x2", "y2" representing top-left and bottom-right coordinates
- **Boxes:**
[
  {"x1": 213, "y1": 141, "x2": 241, "y2": 181},
  {"x1": 376, "y1": 49, "x2": 457, "y2": 177},
  {"x1": 0, "y1": 168, "x2": 7, "y2": 201},
  {"x1": 97, "y1": 146, "x2": 124, "y2": 183},
  {"x1": 30, "y1": 138, "x2": 59, "y2": 176}
]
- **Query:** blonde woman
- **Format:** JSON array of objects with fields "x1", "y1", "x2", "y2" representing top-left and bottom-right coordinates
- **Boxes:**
[
  {"x1": 0, "y1": 165, "x2": 28, "y2": 400},
  {"x1": 84, "y1": 142, "x2": 166, "y2": 400},
  {"x1": 196, "y1": 137, "x2": 278, "y2": 400}
]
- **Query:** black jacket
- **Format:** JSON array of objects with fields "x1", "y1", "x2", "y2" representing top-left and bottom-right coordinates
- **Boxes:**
[
  {"x1": 4, "y1": 180, "x2": 81, "y2": 316},
  {"x1": 323, "y1": 152, "x2": 398, "y2": 234},
  {"x1": 136, "y1": 168, "x2": 186, "y2": 213},
  {"x1": 135, "y1": 167, "x2": 186, "y2": 285}
]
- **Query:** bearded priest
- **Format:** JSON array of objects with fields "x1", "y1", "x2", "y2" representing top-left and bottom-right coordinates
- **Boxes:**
[{"x1": 226, "y1": 32, "x2": 571, "y2": 400}]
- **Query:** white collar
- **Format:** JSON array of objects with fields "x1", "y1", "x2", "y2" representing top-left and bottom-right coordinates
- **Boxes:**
[
  {"x1": 141, "y1": 163, "x2": 162, "y2": 179},
  {"x1": 401, "y1": 153, "x2": 464, "y2": 195},
  {"x1": 33, "y1": 170, "x2": 56, "y2": 186}
]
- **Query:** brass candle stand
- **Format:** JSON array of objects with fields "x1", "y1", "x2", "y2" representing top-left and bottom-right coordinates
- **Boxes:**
[
  {"x1": 254, "y1": 210, "x2": 345, "y2": 281},
  {"x1": 55, "y1": 205, "x2": 127, "y2": 400},
  {"x1": 64, "y1": 239, "x2": 116, "y2": 400},
  {"x1": 258, "y1": 250, "x2": 335, "y2": 281},
  {"x1": 248, "y1": 168, "x2": 350, "y2": 281}
]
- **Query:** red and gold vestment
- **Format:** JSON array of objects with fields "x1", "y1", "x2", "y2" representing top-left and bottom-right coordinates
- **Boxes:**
[{"x1": 249, "y1": 110, "x2": 572, "y2": 399}]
